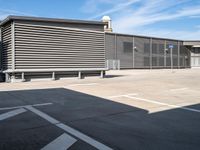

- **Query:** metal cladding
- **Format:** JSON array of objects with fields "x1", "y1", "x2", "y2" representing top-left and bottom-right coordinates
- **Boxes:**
[
  {"x1": 105, "y1": 33, "x2": 191, "y2": 69},
  {"x1": 1, "y1": 23, "x2": 12, "y2": 70},
  {"x1": 0, "y1": 16, "x2": 106, "y2": 82},
  {"x1": 0, "y1": 15, "x2": 195, "y2": 82},
  {"x1": 14, "y1": 22, "x2": 105, "y2": 70}
]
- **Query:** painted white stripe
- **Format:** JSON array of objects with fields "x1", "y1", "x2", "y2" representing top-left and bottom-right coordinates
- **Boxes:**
[
  {"x1": 25, "y1": 106, "x2": 113, "y2": 150},
  {"x1": 125, "y1": 95, "x2": 200, "y2": 113},
  {"x1": 68, "y1": 83, "x2": 99, "y2": 87},
  {"x1": 57, "y1": 123, "x2": 112, "y2": 150},
  {"x1": 25, "y1": 106, "x2": 59, "y2": 124},
  {"x1": 41, "y1": 133, "x2": 77, "y2": 150},
  {"x1": 0, "y1": 103, "x2": 53, "y2": 111},
  {"x1": 108, "y1": 93, "x2": 138, "y2": 99},
  {"x1": 169, "y1": 88, "x2": 188, "y2": 92},
  {"x1": 0, "y1": 108, "x2": 27, "y2": 121}
]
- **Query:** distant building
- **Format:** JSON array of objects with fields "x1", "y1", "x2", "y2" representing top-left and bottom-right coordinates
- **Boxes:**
[{"x1": 0, "y1": 15, "x2": 198, "y2": 82}]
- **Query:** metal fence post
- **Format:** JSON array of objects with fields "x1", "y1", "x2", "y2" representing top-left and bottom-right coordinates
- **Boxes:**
[{"x1": 150, "y1": 38, "x2": 152, "y2": 69}]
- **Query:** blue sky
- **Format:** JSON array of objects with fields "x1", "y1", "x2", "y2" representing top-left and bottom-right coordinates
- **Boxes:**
[{"x1": 0, "y1": 0, "x2": 200, "y2": 40}]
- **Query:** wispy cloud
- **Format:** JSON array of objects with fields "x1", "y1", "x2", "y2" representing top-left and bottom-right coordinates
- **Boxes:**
[
  {"x1": 83, "y1": 0, "x2": 200, "y2": 39},
  {"x1": 113, "y1": 0, "x2": 200, "y2": 31},
  {"x1": 88, "y1": 0, "x2": 140, "y2": 19}
]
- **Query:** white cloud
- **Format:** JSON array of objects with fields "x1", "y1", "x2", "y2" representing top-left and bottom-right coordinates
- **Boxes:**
[
  {"x1": 84, "y1": 0, "x2": 200, "y2": 39},
  {"x1": 88, "y1": 0, "x2": 141, "y2": 19},
  {"x1": 113, "y1": 1, "x2": 200, "y2": 31},
  {"x1": 130, "y1": 28, "x2": 200, "y2": 40}
]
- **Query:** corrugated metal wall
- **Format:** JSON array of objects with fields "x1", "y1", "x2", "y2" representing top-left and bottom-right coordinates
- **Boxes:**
[
  {"x1": 16, "y1": 20, "x2": 105, "y2": 32},
  {"x1": 14, "y1": 22, "x2": 105, "y2": 70},
  {"x1": 1, "y1": 22, "x2": 12, "y2": 70},
  {"x1": 105, "y1": 33, "x2": 190, "y2": 69}
]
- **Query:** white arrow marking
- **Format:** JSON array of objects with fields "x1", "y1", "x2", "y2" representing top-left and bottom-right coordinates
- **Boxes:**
[
  {"x1": 41, "y1": 133, "x2": 77, "y2": 150},
  {"x1": 0, "y1": 108, "x2": 27, "y2": 121}
]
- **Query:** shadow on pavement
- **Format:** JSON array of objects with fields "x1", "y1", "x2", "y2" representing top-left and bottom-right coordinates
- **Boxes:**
[{"x1": 0, "y1": 88, "x2": 199, "y2": 150}]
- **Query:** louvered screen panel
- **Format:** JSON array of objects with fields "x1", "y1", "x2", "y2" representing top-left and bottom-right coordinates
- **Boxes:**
[
  {"x1": 2, "y1": 23, "x2": 12, "y2": 70},
  {"x1": 134, "y1": 37, "x2": 150, "y2": 68},
  {"x1": 14, "y1": 22, "x2": 105, "y2": 69},
  {"x1": 116, "y1": 35, "x2": 133, "y2": 69},
  {"x1": 152, "y1": 39, "x2": 165, "y2": 68},
  {"x1": 105, "y1": 33, "x2": 115, "y2": 59}
]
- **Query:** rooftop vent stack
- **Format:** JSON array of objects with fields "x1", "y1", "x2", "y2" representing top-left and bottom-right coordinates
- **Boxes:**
[{"x1": 102, "y1": 16, "x2": 113, "y2": 32}]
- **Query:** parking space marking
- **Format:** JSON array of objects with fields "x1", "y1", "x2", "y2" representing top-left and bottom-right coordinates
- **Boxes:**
[
  {"x1": 0, "y1": 103, "x2": 53, "y2": 111},
  {"x1": 25, "y1": 105, "x2": 60, "y2": 124},
  {"x1": 0, "y1": 108, "x2": 27, "y2": 121},
  {"x1": 124, "y1": 95, "x2": 200, "y2": 113},
  {"x1": 41, "y1": 133, "x2": 77, "y2": 150},
  {"x1": 25, "y1": 106, "x2": 113, "y2": 150},
  {"x1": 67, "y1": 83, "x2": 99, "y2": 87},
  {"x1": 108, "y1": 93, "x2": 138, "y2": 99}
]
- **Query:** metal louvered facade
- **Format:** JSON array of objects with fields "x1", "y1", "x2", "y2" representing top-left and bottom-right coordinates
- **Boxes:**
[
  {"x1": 14, "y1": 22, "x2": 105, "y2": 70},
  {"x1": 105, "y1": 33, "x2": 191, "y2": 69},
  {"x1": 0, "y1": 16, "x2": 106, "y2": 82},
  {"x1": 1, "y1": 22, "x2": 12, "y2": 70}
]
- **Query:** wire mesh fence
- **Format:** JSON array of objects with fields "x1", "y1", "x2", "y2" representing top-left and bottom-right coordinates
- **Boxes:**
[{"x1": 105, "y1": 33, "x2": 191, "y2": 70}]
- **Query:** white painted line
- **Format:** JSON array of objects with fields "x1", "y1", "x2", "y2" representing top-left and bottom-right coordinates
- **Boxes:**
[
  {"x1": 25, "y1": 106, "x2": 59, "y2": 124},
  {"x1": 0, "y1": 103, "x2": 53, "y2": 111},
  {"x1": 169, "y1": 88, "x2": 188, "y2": 92},
  {"x1": 41, "y1": 133, "x2": 77, "y2": 150},
  {"x1": 0, "y1": 108, "x2": 27, "y2": 121},
  {"x1": 124, "y1": 95, "x2": 200, "y2": 113},
  {"x1": 108, "y1": 93, "x2": 138, "y2": 99},
  {"x1": 26, "y1": 106, "x2": 113, "y2": 150},
  {"x1": 68, "y1": 83, "x2": 99, "y2": 87},
  {"x1": 57, "y1": 123, "x2": 112, "y2": 150}
]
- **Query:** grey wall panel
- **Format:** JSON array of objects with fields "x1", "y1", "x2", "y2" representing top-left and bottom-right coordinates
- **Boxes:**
[
  {"x1": 15, "y1": 20, "x2": 104, "y2": 32},
  {"x1": 180, "y1": 42, "x2": 190, "y2": 68},
  {"x1": 1, "y1": 22, "x2": 12, "y2": 70},
  {"x1": 152, "y1": 39, "x2": 165, "y2": 68},
  {"x1": 0, "y1": 27, "x2": 2, "y2": 70},
  {"x1": 105, "y1": 34, "x2": 115, "y2": 59},
  {"x1": 134, "y1": 37, "x2": 150, "y2": 68},
  {"x1": 116, "y1": 35, "x2": 133, "y2": 69},
  {"x1": 14, "y1": 22, "x2": 105, "y2": 69}
]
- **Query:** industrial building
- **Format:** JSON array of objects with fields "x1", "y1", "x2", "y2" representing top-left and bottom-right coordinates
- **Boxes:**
[
  {"x1": 0, "y1": 15, "x2": 199, "y2": 82},
  {"x1": 0, "y1": 16, "x2": 107, "y2": 82}
]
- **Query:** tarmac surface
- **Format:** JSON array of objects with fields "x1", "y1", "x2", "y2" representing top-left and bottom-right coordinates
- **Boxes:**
[{"x1": 0, "y1": 69, "x2": 200, "y2": 150}]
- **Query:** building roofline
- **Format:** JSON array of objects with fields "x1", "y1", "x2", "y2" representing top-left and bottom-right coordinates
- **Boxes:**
[
  {"x1": 0, "y1": 15, "x2": 106, "y2": 26},
  {"x1": 106, "y1": 32, "x2": 184, "y2": 42},
  {"x1": 183, "y1": 40, "x2": 200, "y2": 42}
]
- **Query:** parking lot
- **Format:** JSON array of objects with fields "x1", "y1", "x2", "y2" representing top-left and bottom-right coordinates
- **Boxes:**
[{"x1": 0, "y1": 69, "x2": 200, "y2": 150}]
